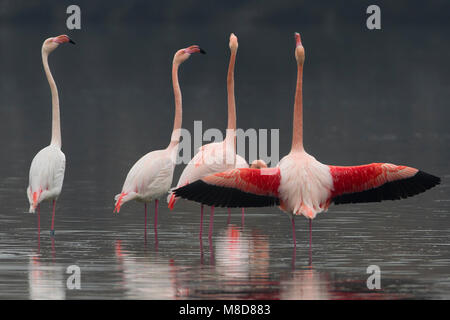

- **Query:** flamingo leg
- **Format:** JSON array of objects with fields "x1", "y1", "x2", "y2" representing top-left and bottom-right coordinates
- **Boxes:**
[
  {"x1": 199, "y1": 237, "x2": 204, "y2": 265},
  {"x1": 50, "y1": 200, "x2": 56, "y2": 236},
  {"x1": 309, "y1": 219, "x2": 312, "y2": 265},
  {"x1": 291, "y1": 216, "x2": 296, "y2": 248},
  {"x1": 208, "y1": 206, "x2": 214, "y2": 239},
  {"x1": 154, "y1": 199, "x2": 159, "y2": 247},
  {"x1": 154, "y1": 199, "x2": 158, "y2": 230},
  {"x1": 144, "y1": 203, "x2": 148, "y2": 240},
  {"x1": 37, "y1": 204, "x2": 41, "y2": 250},
  {"x1": 199, "y1": 204, "x2": 204, "y2": 238}
]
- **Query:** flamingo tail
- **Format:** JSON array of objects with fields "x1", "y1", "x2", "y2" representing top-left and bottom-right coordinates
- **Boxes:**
[
  {"x1": 168, "y1": 193, "x2": 177, "y2": 210},
  {"x1": 29, "y1": 190, "x2": 41, "y2": 213},
  {"x1": 114, "y1": 192, "x2": 137, "y2": 213}
]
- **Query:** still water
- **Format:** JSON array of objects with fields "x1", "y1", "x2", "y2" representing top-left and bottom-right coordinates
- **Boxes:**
[{"x1": 0, "y1": 20, "x2": 449, "y2": 299}]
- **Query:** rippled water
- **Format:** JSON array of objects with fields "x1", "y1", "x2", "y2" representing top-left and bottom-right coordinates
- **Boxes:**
[{"x1": 0, "y1": 7, "x2": 449, "y2": 299}]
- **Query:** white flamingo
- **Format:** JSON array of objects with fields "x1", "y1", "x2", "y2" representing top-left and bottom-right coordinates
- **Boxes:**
[
  {"x1": 168, "y1": 33, "x2": 240, "y2": 238},
  {"x1": 27, "y1": 35, "x2": 75, "y2": 235},
  {"x1": 113, "y1": 45, "x2": 205, "y2": 232}
]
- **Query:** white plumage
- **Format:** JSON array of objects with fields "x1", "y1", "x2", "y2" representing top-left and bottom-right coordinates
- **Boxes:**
[
  {"x1": 168, "y1": 140, "x2": 236, "y2": 207},
  {"x1": 277, "y1": 151, "x2": 333, "y2": 219},
  {"x1": 114, "y1": 148, "x2": 176, "y2": 209},
  {"x1": 27, "y1": 145, "x2": 66, "y2": 213}
]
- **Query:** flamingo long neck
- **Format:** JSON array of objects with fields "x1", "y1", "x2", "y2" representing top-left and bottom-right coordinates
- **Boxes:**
[
  {"x1": 225, "y1": 49, "x2": 237, "y2": 149},
  {"x1": 291, "y1": 61, "x2": 304, "y2": 152},
  {"x1": 42, "y1": 49, "x2": 61, "y2": 148},
  {"x1": 168, "y1": 59, "x2": 182, "y2": 150}
]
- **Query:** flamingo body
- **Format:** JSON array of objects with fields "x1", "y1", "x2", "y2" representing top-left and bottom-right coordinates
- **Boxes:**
[
  {"x1": 114, "y1": 148, "x2": 176, "y2": 212},
  {"x1": 235, "y1": 154, "x2": 249, "y2": 169},
  {"x1": 168, "y1": 140, "x2": 236, "y2": 209},
  {"x1": 277, "y1": 151, "x2": 333, "y2": 218},
  {"x1": 27, "y1": 145, "x2": 65, "y2": 213}
]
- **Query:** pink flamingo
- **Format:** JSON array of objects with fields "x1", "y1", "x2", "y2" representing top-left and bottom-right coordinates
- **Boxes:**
[
  {"x1": 168, "y1": 34, "x2": 241, "y2": 238},
  {"x1": 174, "y1": 33, "x2": 440, "y2": 249},
  {"x1": 27, "y1": 35, "x2": 75, "y2": 236},
  {"x1": 227, "y1": 159, "x2": 267, "y2": 224},
  {"x1": 114, "y1": 45, "x2": 205, "y2": 233}
]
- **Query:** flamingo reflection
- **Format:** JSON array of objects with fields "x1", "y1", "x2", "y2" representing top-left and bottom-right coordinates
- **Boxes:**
[
  {"x1": 114, "y1": 240, "x2": 188, "y2": 299},
  {"x1": 28, "y1": 255, "x2": 65, "y2": 300}
]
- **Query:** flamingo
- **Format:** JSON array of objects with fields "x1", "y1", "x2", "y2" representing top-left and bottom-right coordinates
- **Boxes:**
[
  {"x1": 168, "y1": 33, "x2": 240, "y2": 238},
  {"x1": 113, "y1": 44, "x2": 205, "y2": 233},
  {"x1": 173, "y1": 33, "x2": 441, "y2": 249},
  {"x1": 27, "y1": 35, "x2": 75, "y2": 236},
  {"x1": 228, "y1": 158, "x2": 268, "y2": 224}
]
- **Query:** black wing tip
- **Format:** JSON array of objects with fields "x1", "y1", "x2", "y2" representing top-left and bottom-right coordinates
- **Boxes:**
[
  {"x1": 333, "y1": 170, "x2": 441, "y2": 205},
  {"x1": 415, "y1": 170, "x2": 441, "y2": 187},
  {"x1": 174, "y1": 180, "x2": 279, "y2": 208}
]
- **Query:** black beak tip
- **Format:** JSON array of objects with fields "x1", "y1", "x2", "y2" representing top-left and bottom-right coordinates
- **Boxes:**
[
  {"x1": 199, "y1": 48, "x2": 206, "y2": 54},
  {"x1": 69, "y1": 39, "x2": 76, "y2": 45}
]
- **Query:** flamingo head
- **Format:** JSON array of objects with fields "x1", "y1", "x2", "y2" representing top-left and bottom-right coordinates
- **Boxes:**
[
  {"x1": 229, "y1": 33, "x2": 238, "y2": 52},
  {"x1": 294, "y1": 32, "x2": 305, "y2": 64},
  {"x1": 42, "y1": 34, "x2": 75, "y2": 53},
  {"x1": 174, "y1": 45, "x2": 206, "y2": 64}
]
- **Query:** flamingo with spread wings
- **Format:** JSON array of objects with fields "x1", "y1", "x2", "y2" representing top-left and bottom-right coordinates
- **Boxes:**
[
  {"x1": 27, "y1": 35, "x2": 75, "y2": 236},
  {"x1": 113, "y1": 45, "x2": 205, "y2": 231},
  {"x1": 174, "y1": 33, "x2": 440, "y2": 247},
  {"x1": 168, "y1": 34, "x2": 241, "y2": 238}
]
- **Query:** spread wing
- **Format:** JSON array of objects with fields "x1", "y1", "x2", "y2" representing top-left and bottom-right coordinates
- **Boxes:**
[
  {"x1": 174, "y1": 167, "x2": 281, "y2": 208},
  {"x1": 328, "y1": 163, "x2": 440, "y2": 205}
]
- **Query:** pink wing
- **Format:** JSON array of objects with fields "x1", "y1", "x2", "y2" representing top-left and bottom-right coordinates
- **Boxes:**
[
  {"x1": 174, "y1": 167, "x2": 281, "y2": 208},
  {"x1": 328, "y1": 163, "x2": 440, "y2": 204}
]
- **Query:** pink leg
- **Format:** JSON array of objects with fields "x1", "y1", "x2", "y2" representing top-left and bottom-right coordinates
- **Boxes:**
[
  {"x1": 291, "y1": 216, "x2": 296, "y2": 247},
  {"x1": 154, "y1": 199, "x2": 159, "y2": 246},
  {"x1": 309, "y1": 219, "x2": 312, "y2": 265},
  {"x1": 199, "y1": 204, "x2": 204, "y2": 238},
  {"x1": 51, "y1": 200, "x2": 56, "y2": 235},
  {"x1": 144, "y1": 203, "x2": 148, "y2": 239},
  {"x1": 37, "y1": 204, "x2": 41, "y2": 250},
  {"x1": 208, "y1": 206, "x2": 214, "y2": 239},
  {"x1": 209, "y1": 235, "x2": 215, "y2": 265},
  {"x1": 154, "y1": 199, "x2": 158, "y2": 229}
]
